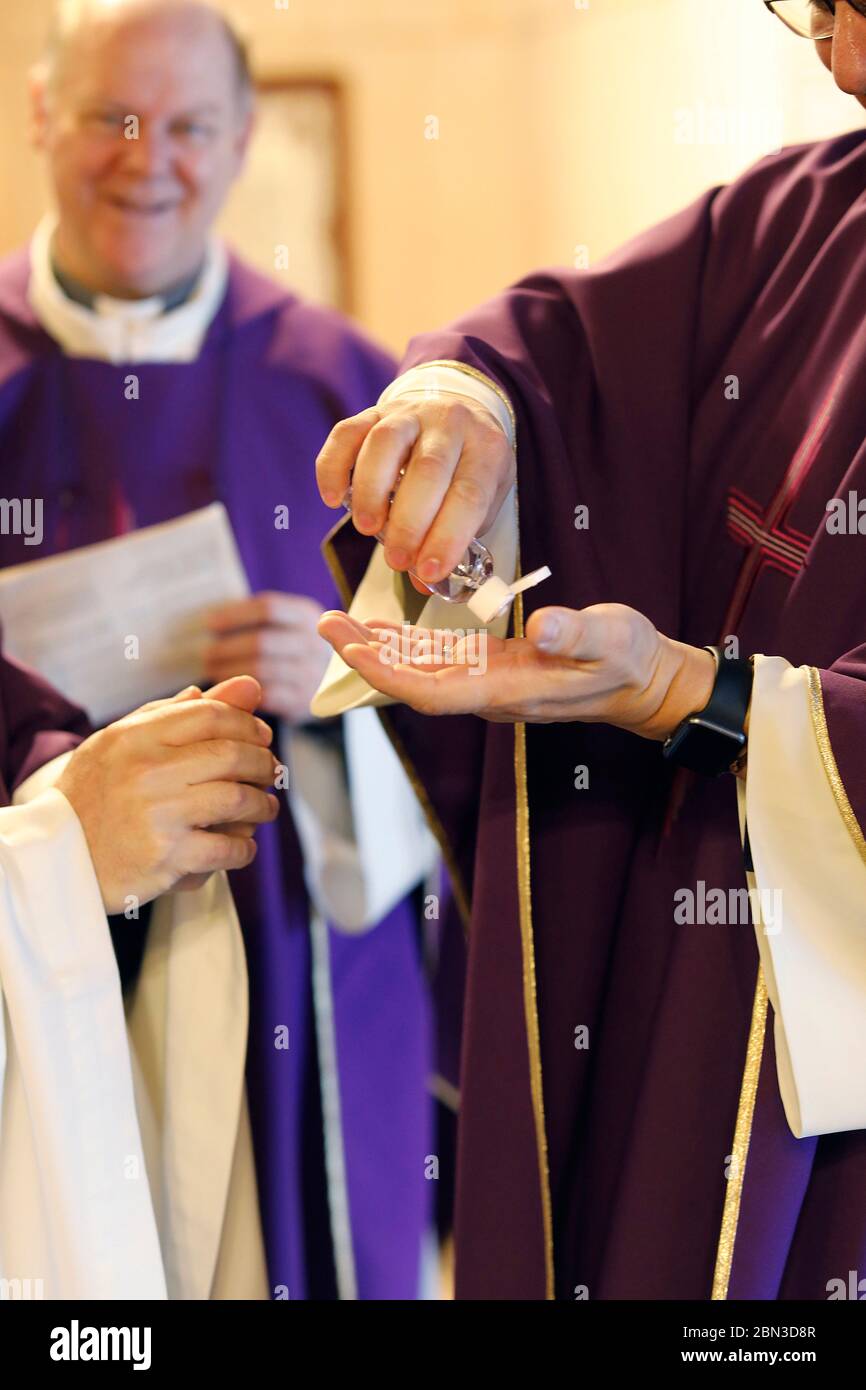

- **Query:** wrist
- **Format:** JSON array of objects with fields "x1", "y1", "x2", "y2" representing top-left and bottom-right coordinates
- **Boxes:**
[
  {"x1": 378, "y1": 362, "x2": 516, "y2": 450},
  {"x1": 639, "y1": 640, "x2": 716, "y2": 742}
]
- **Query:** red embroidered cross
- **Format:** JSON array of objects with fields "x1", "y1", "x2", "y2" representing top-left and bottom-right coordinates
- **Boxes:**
[
  {"x1": 720, "y1": 363, "x2": 846, "y2": 637},
  {"x1": 665, "y1": 363, "x2": 847, "y2": 836},
  {"x1": 726, "y1": 486, "x2": 812, "y2": 579}
]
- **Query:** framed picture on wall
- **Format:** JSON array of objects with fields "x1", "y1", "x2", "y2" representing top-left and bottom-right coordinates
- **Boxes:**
[{"x1": 218, "y1": 77, "x2": 350, "y2": 312}]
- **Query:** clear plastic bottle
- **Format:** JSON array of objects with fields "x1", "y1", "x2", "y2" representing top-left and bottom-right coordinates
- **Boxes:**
[{"x1": 342, "y1": 479, "x2": 551, "y2": 623}]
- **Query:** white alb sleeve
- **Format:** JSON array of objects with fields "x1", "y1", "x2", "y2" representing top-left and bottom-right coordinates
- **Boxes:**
[{"x1": 0, "y1": 784, "x2": 166, "y2": 1298}]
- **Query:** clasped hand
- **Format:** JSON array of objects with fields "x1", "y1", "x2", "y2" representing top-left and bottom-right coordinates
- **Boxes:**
[{"x1": 57, "y1": 676, "x2": 280, "y2": 913}]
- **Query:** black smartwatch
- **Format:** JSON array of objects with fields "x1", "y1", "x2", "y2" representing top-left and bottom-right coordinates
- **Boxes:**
[{"x1": 662, "y1": 646, "x2": 753, "y2": 777}]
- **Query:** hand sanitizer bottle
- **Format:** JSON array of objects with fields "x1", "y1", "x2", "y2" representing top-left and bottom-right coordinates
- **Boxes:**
[{"x1": 342, "y1": 477, "x2": 551, "y2": 623}]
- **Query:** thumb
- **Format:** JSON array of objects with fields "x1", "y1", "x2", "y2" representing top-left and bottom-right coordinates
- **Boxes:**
[
  {"x1": 204, "y1": 674, "x2": 264, "y2": 713},
  {"x1": 526, "y1": 605, "x2": 588, "y2": 657}
]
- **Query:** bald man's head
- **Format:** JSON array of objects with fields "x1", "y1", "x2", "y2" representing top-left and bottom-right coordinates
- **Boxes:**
[
  {"x1": 43, "y1": 1, "x2": 253, "y2": 104},
  {"x1": 31, "y1": 0, "x2": 255, "y2": 299}
]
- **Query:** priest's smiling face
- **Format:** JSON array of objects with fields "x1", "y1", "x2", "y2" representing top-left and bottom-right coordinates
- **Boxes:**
[{"x1": 31, "y1": 1, "x2": 254, "y2": 300}]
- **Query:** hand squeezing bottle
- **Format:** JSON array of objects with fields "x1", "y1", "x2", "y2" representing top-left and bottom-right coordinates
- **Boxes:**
[{"x1": 342, "y1": 471, "x2": 551, "y2": 623}]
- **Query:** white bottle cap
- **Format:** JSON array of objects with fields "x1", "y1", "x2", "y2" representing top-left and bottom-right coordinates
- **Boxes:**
[
  {"x1": 466, "y1": 575, "x2": 513, "y2": 623},
  {"x1": 465, "y1": 565, "x2": 552, "y2": 624}
]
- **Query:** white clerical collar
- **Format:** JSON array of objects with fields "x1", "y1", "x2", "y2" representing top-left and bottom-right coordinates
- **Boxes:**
[{"x1": 27, "y1": 215, "x2": 230, "y2": 364}]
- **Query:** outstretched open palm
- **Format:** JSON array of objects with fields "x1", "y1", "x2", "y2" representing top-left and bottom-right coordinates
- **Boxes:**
[{"x1": 317, "y1": 604, "x2": 715, "y2": 739}]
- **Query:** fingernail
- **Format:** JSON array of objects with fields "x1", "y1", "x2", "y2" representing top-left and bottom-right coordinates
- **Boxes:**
[
  {"x1": 535, "y1": 615, "x2": 561, "y2": 648},
  {"x1": 322, "y1": 490, "x2": 339, "y2": 506},
  {"x1": 356, "y1": 513, "x2": 377, "y2": 532},
  {"x1": 387, "y1": 547, "x2": 409, "y2": 569},
  {"x1": 256, "y1": 719, "x2": 273, "y2": 742},
  {"x1": 418, "y1": 557, "x2": 441, "y2": 581}
]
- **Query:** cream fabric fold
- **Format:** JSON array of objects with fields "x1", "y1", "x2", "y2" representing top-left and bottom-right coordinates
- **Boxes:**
[
  {"x1": 126, "y1": 872, "x2": 266, "y2": 1300},
  {"x1": 740, "y1": 654, "x2": 866, "y2": 1138}
]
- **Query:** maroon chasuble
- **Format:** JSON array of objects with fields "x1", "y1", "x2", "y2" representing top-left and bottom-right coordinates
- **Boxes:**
[{"x1": 326, "y1": 130, "x2": 866, "y2": 1300}]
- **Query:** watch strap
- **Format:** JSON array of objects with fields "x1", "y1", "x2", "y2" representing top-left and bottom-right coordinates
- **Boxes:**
[
  {"x1": 662, "y1": 646, "x2": 753, "y2": 776},
  {"x1": 700, "y1": 646, "x2": 753, "y2": 735}
]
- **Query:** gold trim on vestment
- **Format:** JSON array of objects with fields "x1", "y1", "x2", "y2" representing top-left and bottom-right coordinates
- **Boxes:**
[
  {"x1": 427, "y1": 1072, "x2": 461, "y2": 1114},
  {"x1": 807, "y1": 666, "x2": 866, "y2": 866},
  {"x1": 320, "y1": 512, "x2": 358, "y2": 611},
  {"x1": 377, "y1": 707, "x2": 472, "y2": 931},
  {"x1": 512, "y1": 585, "x2": 555, "y2": 1301},
  {"x1": 711, "y1": 968, "x2": 768, "y2": 1300}
]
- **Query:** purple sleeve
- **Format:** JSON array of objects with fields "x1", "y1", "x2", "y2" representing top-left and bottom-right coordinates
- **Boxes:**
[
  {"x1": 399, "y1": 191, "x2": 720, "y2": 592},
  {"x1": 397, "y1": 139, "x2": 854, "y2": 621},
  {"x1": 0, "y1": 652, "x2": 90, "y2": 797}
]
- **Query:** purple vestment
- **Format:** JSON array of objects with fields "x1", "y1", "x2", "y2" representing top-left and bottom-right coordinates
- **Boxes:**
[
  {"x1": 327, "y1": 132, "x2": 866, "y2": 1299},
  {"x1": 0, "y1": 650, "x2": 88, "y2": 803},
  {"x1": 0, "y1": 254, "x2": 433, "y2": 1299}
]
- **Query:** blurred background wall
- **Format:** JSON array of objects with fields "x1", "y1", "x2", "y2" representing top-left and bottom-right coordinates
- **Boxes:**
[{"x1": 0, "y1": 0, "x2": 861, "y2": 353}]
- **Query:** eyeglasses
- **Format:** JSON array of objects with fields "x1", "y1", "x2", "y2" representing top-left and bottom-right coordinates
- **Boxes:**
[{"x1": 765, "y1": 0, "x2": 866, "y2": 39}]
